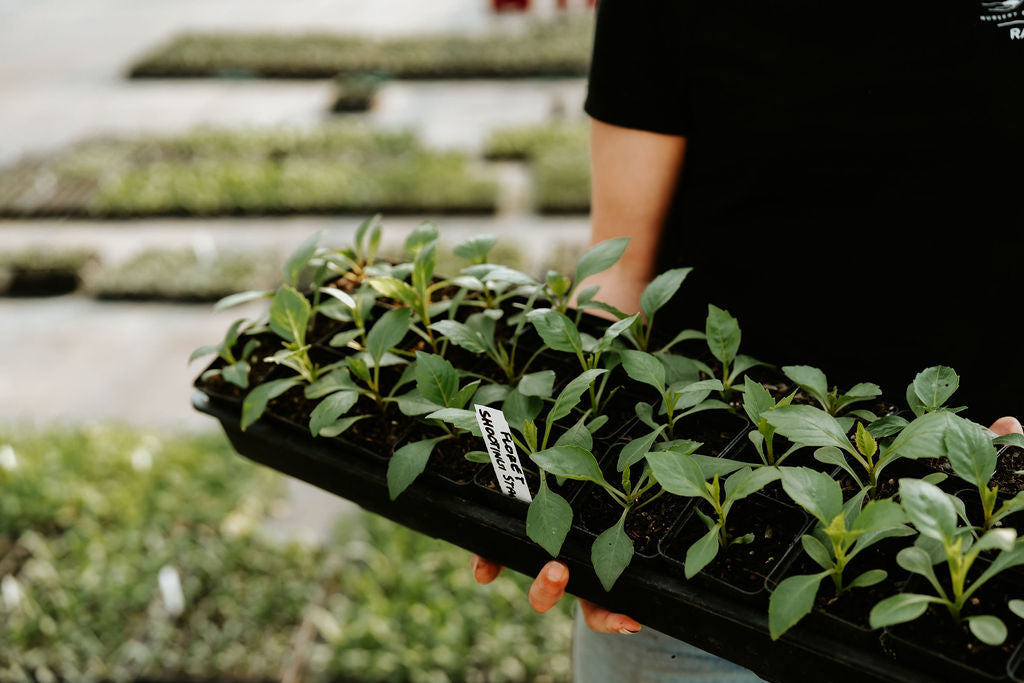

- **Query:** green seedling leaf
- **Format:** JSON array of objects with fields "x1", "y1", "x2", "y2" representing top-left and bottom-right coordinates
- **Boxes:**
[
  {"x1": 213, "y1": 289, "x2": 272, "y2": 311},
  {"x1": 884, "y1": 411, "x2": 953, "y2": 461},
  {"x1": 781, "y1": 365, "x2": 829, "y2": 407},
  {"x1": 851, "y1": 499, "x2": 907, "y2": 535},
  {"x1": 366, "y1": 308, "x2": 411, "y2": 363},
  {"x1": 329, "y1": 329, "x2": 363, "y2": 349},
  {"x1": 592, "y1": 513, "x2": 634, "y2": 591},
  {"x1": 781, "y1": 467, "x2": 843, "y2": 525},
  {"x1": 530, "y1": 446, "x2": 607, "y2": 486},
  {"x1": 635, "y1": 402, "x2": 659, "y2": 430},
  {"x1": 855, "y1": 422, "x2": 878, "y2": 459},
  {"x1": 548, "y1": 369, "x2": 606, "y2": 423},
  {"x1": 769, "y1": 572, "x2": 828, "y2": 640},
  {"x1": 284, "y1": 231, "x2": 320, "y2": 285},
  {"x1": 395, "y1": 390, "x2": 442, "y2": 416},
  {"x1": 801, "y1": 535, "x2": 833, "y2": 570},
  {"x1": 430, "y1": 319, "x2": 489, "y2": 354},
  {"x1": 527, "y1": 309, "x2": 583, "y2": 355},
  {"x1": 367, "y1": 277, "x2": 419, "y2": 308},
  {"x1": 518, "y1": 371, "x2": 556, "y2": 398},
  {"x1": 318, "y1": 286, "x2": 356, "y2": 310},
  {"x1": 387, "y1": 436, "x2": 446, "y2": 500},
  {"x1": 527, "y1": 485, "x2": 573, "y2": 557},
  {"x1": 658, "y1": 328, "x2": 706, "y2": 353},
  {"x1": 221, "y1": 361, "x2": 250, "y2": 389},
  {"x1": 725, "y1": 467, "x2": 781, "y2": 502},
  {"x1": 575, "y1": 237, "x2": 630, "y2": 286},
  {"x1": 620, "y1": 350, "x2": 666, "y2": 391},
  {"x1": 554, "y1": 416, "x2": 594, "y2": 451},
  {"x1": 867, "y1": 415, "x2": 909, "y2": 439},
  {"x1": 502, "y1": 390, "x2": 542, "y2": 432},
  {"x1": 545, "y1": 270, "x2": 571, "y2": 297},
  {"x1": 685, "y1": 524, "x2": 721, "y2": 579},
  {"x1": 765, "y1": 405, "x2": 853, "y2": 453},
  {"x1": 465, "y1": 450, "x2": 491, "y2": 463},
  {"x1": 848, "y1": 569, "x2": 887, "y2": 589},
  {"x1": 742, "y1": 376, "x2": 776, "y2": 425},
  {"x1": 305, "y1": 368, "x2": 359, "y2": 399},
  {"x1": 319, "y1": 414, "x2": 368, "y2": 438},
  {"x1": 269, "y1": 285, "x2": 311, "y2": 345},
  {"x1": 596, "y1": 313, "x2": 640, "y2": 353},
  {"x1": 912, "y1": 366, "x2": 959, "y2": 411},
  {"x1": 706, "y1": 304, "x2": 741, "y2": 366},
  {"x1": 309, "y1": 390, "x2": 358, "y2": 436},
  {"x1": 813, "y1": 447, "x2": 862, "y2": 486},
  {"x1": 403, "y1": 221, "x2": 439, "y2": 257},
  {"x1": 944, "y1": 415, "x2": 998, "y2": 487},
  {"x1": 968, "y1": 616, "x2": 1008, "y2": 646},
  {"x1": 425, "y1": 408, "x2": 481, "y2": 434},
  {"x1": 242, "y1": 377, "x2": 302, "y2": 430},
  {"x1": 659, "y1": 353, "x2": 701, "y2": 386},
  {"x1": 474, "y1": 383, "x2": 511, "y2": 406},
  {"x1": 617, "y1": 426, "x2": 666, "y2": 472},
  {"x1": 669, "y1": 379, "x2": 724, "y2": 413},
  {"x1": 453, "y1": 233, "x2": 497, "y2": 264},
  {"x1": 896, "y1": 546, "x2": 939, "y2": 579},
  {"x1": 189, "y1": 344, "x2": 220, "y2": 364},
  {"x1": 640, "y1": 267, "x2": 692, "y2": 320},
  {"x1": 899, "y1": 479, "x2": 958, "y2": 544},
  {"x1": 1009, "y1": 600, "x2": 1024, "y2": 620},
  {"x1": 454, "y1": 380, "x2": 480, "y2": 411},
  {"x1": 995, "y1": 433, "x2": 1024, "y2": 448},
  {"x1": 645, "y1": 451, "x2": 708, "y2": 497},
  {"x1": 870, "y1": 593, "x2": 940, "y2": 629},
  {"x1": 415, "y1": 352, "x2": 460, "y2": 408}
]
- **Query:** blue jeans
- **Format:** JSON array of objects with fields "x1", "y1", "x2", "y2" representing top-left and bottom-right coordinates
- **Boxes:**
[{"x1": 571, "y1": 604, "x2": 765, "y2": 682}]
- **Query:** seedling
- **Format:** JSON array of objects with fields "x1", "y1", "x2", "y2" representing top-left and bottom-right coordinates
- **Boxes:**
[
  {"x1": 768, "y1": 468, "x2": 913, "y2": 640},
  {"x1": 540, "y1": 237, "x2": 629, "y2": 315},
  {"x1": 765, "y1": 405, "x2": 953, "y2": 494},
  {"x1": 906, "y1": 365, "x2": 966, "y2": 417},
  {"x1": 190, "y1": 318, "x2": 260, "y2": 389},
  {"x1": 781, "y1": 365, "x2": 882, "y2": 419},
  {"x1": 742, "y1": 376, "x2": 798, "y2": 465},
  {"x1": 621, "y1": 350, "x2": 728, "y2": 439},
  {"x1": 694, "y1": 305, "x2": 765, "y2": 397},
  {"x1": 870, "y1": 479, "x2": 1024, "y2": 646}
]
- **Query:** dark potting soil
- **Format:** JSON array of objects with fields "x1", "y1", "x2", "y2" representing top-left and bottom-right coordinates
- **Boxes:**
[
  {"x1": 575, "y1": 481, "x2": 691, "y2": 557},
  {"x1": 887, "y1": 572, "x2": 1024, "y2": 679},
  {"x1": 662, "y1": 494, "x2": 808, "y2": 594},
  {"x1": 399, "y1": 425, "x2": 484, "y2": 484},
  {"x1": 670, "y1": 410, "x2": 747, "y2": 457},
  {"x1": 990, "y1": 446, "x2": 1024, "y2": 496},
  {"x1": 195, "y1": 333, "x2": 282, "y2": 401}
]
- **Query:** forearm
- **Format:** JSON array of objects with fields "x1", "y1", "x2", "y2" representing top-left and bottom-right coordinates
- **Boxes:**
[{"x1": 585, "y1": 118, "x2": 687, "y2": 311}]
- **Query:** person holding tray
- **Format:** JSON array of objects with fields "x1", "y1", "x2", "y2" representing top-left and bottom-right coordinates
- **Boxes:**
[{"x1": 473, "y1": 1, "x2": 1024, "y2": 680}]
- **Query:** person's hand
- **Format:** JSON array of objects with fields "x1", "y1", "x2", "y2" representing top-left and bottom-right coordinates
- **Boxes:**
[
  {"x1": 989, "y1": 416, "x2": 1023, "y2": 437},
  {"x1": 573, "y1": 267, "x2": 646, "y2": 322},
  {"x1": 471, "y1": 555, "x2": 642, "y2": 634}
]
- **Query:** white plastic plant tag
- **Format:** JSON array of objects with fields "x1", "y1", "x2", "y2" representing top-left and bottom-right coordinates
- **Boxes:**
[{"x1": 474, "y1": 404, "x2": 532, "y2": 503}]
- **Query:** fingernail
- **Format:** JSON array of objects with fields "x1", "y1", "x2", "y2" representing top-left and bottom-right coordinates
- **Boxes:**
[
  {"x1": 546, "y1": 562, "x2": 567, "y2": 583},
  {"x1": 619, "y1": 626, "x2": 641, "y2": 634},
  {"x1": 471, "y1": 556, "x2": 479, "y2": 574}
]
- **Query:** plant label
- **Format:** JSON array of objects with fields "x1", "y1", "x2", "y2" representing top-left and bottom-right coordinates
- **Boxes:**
[{"x1": 474, "y1": 404, "x2": 532, "y2": 503}]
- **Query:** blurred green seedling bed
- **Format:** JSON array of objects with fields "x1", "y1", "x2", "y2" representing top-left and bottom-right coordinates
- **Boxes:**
[
  {"x1": 127, "y1": 18, "x2": 593, "y2": 80},
  {"x1": 484, "y1": 124, "x2": 589, "y2": 214},
  {"x1": 0, "y1": 247, "x2": 97, "y2": 296},
  {"x1": 0, "y1": 426, "x2": 572, "y2": 682},
  {"x1": 0, "y1": 125, "x2": 498, "y2": 218}
]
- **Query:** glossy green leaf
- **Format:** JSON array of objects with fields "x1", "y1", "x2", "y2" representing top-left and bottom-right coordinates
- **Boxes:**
[
  {"x1": 465, "y1": 450, "x2": 490, "y2": 463},
  {"x1": 328, "y1": 329, "x2": 362, "y2": 349},
  {"x1": 387, "y1": 436, "x2": 445, "y2": 500},
  {"x1": 425, "y1": 408, "x2": 481, "y2": 435},
  {"x1": 705, "y1": 304, "x2": 740, "y2": 366},
  {"x1": 221, "y1": 361, "x2": 250, "y2": 389},
  {"x1": 241, "y1": 377, "x2": 302, "y2": 430},
  {"x1": 429, "y1": 319, "x2": 488, "y2": 354},
  {"x1": 592, "y1": 514, "x2": 634, "y2": 591},
  {"x1": 575, "y1": 237, "x2": 630, "y2": 286},
  {"x1": 851, "y1": 499, "x2": 907, "y2": 535},
  {"x1": 453, "y1": 233, "x2": 497, "y2": 264},
  {"x1": 780, "y1": 467, "x2": 843, "y2": 525},
  {"x1": 725, "y1": 467, "x2": 781, "y2": 502},
  {"x1": 912, "y1": 366, "x2": 959, "y2": 411},
  {"x1": 867, "y1": 415, "x2": 909, "y2": 439},
  {"x1": 305, "y1": 368, "x2": 359, "y2": 399},
  {"x1": 527, "y1": 309, "x2": 583, "y2": 355},
  {"x1": 617, "y1": 426, "x2": 666, "y2": 472},
  {"x1": 530, "y1": 446, "x2": 607, "y2": 486},
  {"x1": 554, "y1": 416, "x2": 594, "y2": 451},
  {"x1": 685, "y1": 524, "x2": 721, "y2": 579},
  {"x1": 527, "y1": 484, "x2": 573, "y2": 557},
  {"x1": 670, "y1": 379, "x2": 725, "y2": 412},
  {"x1": 869, "y1": 593, "x2": 939, "y2": 629},
  {"x1": 848, "y1": 569, "x2": 887, "y2": 589},
  {"x1": 640, "y1": 267, "x2": 692, "y2": 320},
  {"x1": 213, "y1": 289, "x2": 272, "y2": 311},
  {"x1": 518, "y1": 370, "x2": 556, "y2": 398},
  {"x1": 319, "y1": 414, "x2": 368, "y2": 438},
  {"x1": 769, "y1": 572, "x2": 827, "y2": 640},
  {"x1": 502, "y1": 389, "x2": 542, "y2": 432},
  {"x1": 968, "y1": 616, "x2": 1008, "y2": 646},
  {"x1": 1009, "y1": 600, "x2": 1024, "y2": 619},
  {"x1": 367, "y1": 277, "x2": 419, "y2": 308},
  {"x1": 269, "y1": 285, "x2": 311, "y2": 345},
  {"x1": 855, "y1": 422, "x2": 878, "y2": 458},
  {"x1": 395, "y1": 390, "x2": 442, "y2": 416},
  {"x1": 548, "y1": 369, "x2": 606, "y2": 423},
  {"x1": 742, "y1": 376, "x2": 775, "y2": 425},
  {"x1": 899, "y1": 479, "x2": 958, "y2": 543},
  {"x1": 944, "y1": 415, "x2": 998, "y2": 487},
  {"x1": 813, "y1": 447, "x2": 862, "y2": 486},
  {"x1": 645, "y1": 451, "x2": 708, "y2": 497},
  {"x1": 415, "y1": 351, "x2": 460, "y2": 408},
  {"x1": 782, "y1": 365, "x2": 829, "y2": 406},
  {"x1": 620, "y1": 350, "x2": 666, "y2": 391},
  {"x1": 309, "y1": 390, "x2": 358, "y2": 436},
  {"x1": 801, "y1": 534, "x2": 833, "y2": 570},
  {"x1": 765, "y1": 405, "x2": 853, "y2": 453},
  {"x1": 403, "y1": 221, "x2": 439, "y2": 258},
  {"x1": 994, "y1": 433, "x2": 1024, "y2": 448},
  {"x1": 884, "y1": 411, "x2": 953, "y2": 462}
]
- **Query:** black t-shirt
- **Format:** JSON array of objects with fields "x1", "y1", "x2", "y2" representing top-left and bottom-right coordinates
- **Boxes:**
[{"x1": 585, "y1": 1, "x2": 1024, "y2": 421}]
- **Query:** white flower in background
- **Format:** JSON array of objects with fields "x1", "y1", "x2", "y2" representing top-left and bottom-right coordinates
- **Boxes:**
[
  {"x1": 2, "y1": 575, "x2": 22, "y2": 609},
  {"x1": 0, "y1": 444, "x2": 17, "y2": 471},
  {"x1": 158, "y1": 566, "x2": 185, "y2": 616},
  {"x1": 130, "y1": 446, "x2": 152, "y2": 472}
]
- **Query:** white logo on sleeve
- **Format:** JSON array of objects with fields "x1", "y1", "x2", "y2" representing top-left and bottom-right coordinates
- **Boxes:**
[{"x1": 980, "y1": 0, "x2": 1024, "y2": 39}]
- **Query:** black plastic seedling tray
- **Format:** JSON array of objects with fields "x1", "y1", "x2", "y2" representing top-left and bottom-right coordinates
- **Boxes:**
[{"x1": 193, "y1": 390, "x2": 1014, "y2": 683}]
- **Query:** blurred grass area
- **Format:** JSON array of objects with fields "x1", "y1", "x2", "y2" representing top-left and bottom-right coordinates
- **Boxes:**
[
  {"x1": 0, "y1": 125, "x2": 498, "y2": 218},
  {"x1": 483, "y1": 124, "x2": 589, "y2": 214},
  {"x1": 127, "y1": 18, "x2": 593, "y2": 80},
  {"x1": 0, "y1": 426, "x2": 572, "y2": 682}
]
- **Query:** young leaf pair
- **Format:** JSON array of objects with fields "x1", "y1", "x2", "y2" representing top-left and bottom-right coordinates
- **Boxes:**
[{"x1": 768, "y1": 468, "x2": 912, "y2": 640}]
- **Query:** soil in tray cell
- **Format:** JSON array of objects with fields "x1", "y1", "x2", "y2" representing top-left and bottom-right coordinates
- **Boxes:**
[
  {"x1": 195, "y1": 332, "x2": 283, "y2": 401},
  {"x1": 887, "y1": 571, "x2": 1024, "y2": 680},
  {"x1": 575, "y1": 481, "x2": 691, "y2": 558},
  {"x1": 669, "y1": 410, "x2": 747, "y2": 457},
  {"x1": 399, "y1": 424, "x2": 485, "y2": 484},
  {"x1": 661, "y1": 494, "x2": 808, "y2": 594}
]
